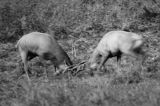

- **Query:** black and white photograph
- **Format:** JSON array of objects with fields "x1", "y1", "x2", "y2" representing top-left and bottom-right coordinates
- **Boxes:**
[{"x1": 0, "y1": 0, "x2": 160, "y2": 106}]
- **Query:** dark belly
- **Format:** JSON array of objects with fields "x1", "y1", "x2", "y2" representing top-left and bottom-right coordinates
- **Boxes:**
[
  {"x1": 110, "y1": 50, "x2": 122, "y2": 57},
  {"x1": 27, "y1": 51, "x2": 38, "y2": 60}
]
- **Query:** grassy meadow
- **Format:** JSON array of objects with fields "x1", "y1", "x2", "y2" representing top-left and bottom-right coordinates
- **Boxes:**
[{"x1": 1, "y1": 0, "x2": 160, "y2": 106}]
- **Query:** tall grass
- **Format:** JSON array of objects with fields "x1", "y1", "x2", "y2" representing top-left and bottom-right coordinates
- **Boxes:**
[
  {"x1": 0, "y1": 0, "x2": 160, "y2": 42},
  {"x1": 1, "y1": 0, "x2": 160, "y2": 106}
]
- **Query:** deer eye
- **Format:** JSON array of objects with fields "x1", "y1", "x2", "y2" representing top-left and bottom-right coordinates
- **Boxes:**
[
  {"x1": 97, "y1": 54, "x2": 102, "y2": 59},
  {"x1": 96, "y1": 55, "x2": 102, "y2": 64}
]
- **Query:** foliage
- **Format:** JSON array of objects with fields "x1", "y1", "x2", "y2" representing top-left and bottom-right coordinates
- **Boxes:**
[
  {"x1": 0, "y1": 0, "x2": 160, "y2": 42},
  {"x1": 1, "y1": 0, "x2": 160, "y2": 106}
]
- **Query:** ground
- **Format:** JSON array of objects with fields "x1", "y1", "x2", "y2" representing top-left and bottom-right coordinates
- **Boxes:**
[{"x1": 1, "y1": 31, "x2": 160, "y2": 106}]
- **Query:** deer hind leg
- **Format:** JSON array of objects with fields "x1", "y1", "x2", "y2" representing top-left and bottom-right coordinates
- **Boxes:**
[
  {"x1": 20, "y1": 51, "x2": 31, "y2": 82},
  {"x1": 117, "y1": 54, "x2": 122, "y2": 75}
]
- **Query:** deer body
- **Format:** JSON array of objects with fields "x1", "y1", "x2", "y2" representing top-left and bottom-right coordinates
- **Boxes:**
[
  {"x1": 16, "y1": 32, "x2": 72, "y2": 80},
  {"x1": 89, "y1": 30, "x2": 144, "y2": 72}
]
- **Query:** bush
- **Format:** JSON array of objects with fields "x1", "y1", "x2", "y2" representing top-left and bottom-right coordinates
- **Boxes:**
[{"x1": 0, "y1": 0, "x2": 160, "y2": 42}]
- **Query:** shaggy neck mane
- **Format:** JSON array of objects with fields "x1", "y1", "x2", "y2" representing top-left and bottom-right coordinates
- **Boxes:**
[{"x1": 90, "y1": 49, "x2": 99, "y2": 63}]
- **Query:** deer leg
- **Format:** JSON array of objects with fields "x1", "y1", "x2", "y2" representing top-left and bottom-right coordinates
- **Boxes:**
[
  {"x1": 97, "y1": 53, "x2": 109, "y2": 71},
  {"x1": 117, "y1": 54, "x2": 122, "y2": 75},
  {"x1": 20, "y1": 51, "x2": 31, "y2": 82},
  {"x1": 39, "y1": 55, "x2": 49, "y2": 80},
  {"x1": 54, "y1": 65, "x2": 61, "y2": 75}
]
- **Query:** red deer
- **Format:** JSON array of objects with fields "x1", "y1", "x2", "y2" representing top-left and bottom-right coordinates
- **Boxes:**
[
  {"x1": 89, "y1": 30, "x2": 144, "y2": 74},
  {"x1": 16, "y1": 32, "x2": 73, "y2": 81}
]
